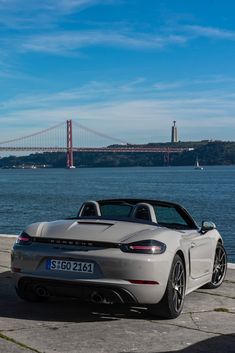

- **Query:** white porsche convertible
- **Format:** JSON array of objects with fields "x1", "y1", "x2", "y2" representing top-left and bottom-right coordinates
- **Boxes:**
[{"x1": 11, "y1": 198, "x2": 227, "y2": 319}]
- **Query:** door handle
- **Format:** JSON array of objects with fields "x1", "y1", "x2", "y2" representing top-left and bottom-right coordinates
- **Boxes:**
[{"x1": 191, "y1": 242, "x2": 196, "y2": 248}]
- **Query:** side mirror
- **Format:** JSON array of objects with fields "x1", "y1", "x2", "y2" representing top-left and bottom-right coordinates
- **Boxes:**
[{"x1": 201, "y1": 221, "x2": 216, "y2": 234}]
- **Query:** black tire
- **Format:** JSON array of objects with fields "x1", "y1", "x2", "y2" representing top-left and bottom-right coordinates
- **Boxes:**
[
  {"x1": 148, "y1": 254, "x2": 186, "y2": 319},
  {"x1": 15, "y1": 283, "x2": 49, "y2": 302},
  {"x1": 203, "y1": 243, "x2": 227, "y2": 289}
]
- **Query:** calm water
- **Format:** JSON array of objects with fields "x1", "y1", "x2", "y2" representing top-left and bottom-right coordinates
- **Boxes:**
[{"x1": 0, "y1": 166, "x2": 234, "y2": 262}]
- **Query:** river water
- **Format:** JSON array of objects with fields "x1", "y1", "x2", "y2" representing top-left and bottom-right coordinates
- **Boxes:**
[{"x1": 0, "y1": 166, "x2": 234, "y2": 262}]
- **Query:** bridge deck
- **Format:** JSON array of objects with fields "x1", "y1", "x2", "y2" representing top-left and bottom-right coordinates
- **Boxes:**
[{"x1": 0, "y1": 147, "x2": 192, "y2": 153}]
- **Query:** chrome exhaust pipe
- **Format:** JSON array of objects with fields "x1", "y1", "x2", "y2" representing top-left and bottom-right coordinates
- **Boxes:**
[
  {"x1": 90, "y1": 291, "x2": 104, "y2": 303},
  {"x1": 35, "y1": 286, "x2": 49, "y2": 298}
]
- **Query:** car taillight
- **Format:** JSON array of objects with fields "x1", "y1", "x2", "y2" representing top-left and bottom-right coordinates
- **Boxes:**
[
  {"x1": 16, "y1": 232, "x2": 33, "y2": 245},
  {"x1": 120, "y1": 240, "x2": 166, "y2": 254}
]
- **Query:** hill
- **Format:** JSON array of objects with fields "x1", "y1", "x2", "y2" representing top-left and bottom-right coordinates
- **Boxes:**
[{"x1": 0, "y1": 141, "x2": 235, "y2": 168}]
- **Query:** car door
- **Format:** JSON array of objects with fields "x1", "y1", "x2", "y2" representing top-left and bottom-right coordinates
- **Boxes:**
[
  {"x1": 188, "y1": 230, "x2": 214, "y2": 279},
  {"x1": 155, "y1": 203, "x2": 214, "y2": 279}
]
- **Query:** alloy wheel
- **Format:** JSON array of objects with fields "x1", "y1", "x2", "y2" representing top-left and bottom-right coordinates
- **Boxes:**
[
  {"x1": 211, "y1": 245, "x2": 227, "y2": 286},
  {"x1": 171, "y1": 260, "x2": 185, "y2": 313}
]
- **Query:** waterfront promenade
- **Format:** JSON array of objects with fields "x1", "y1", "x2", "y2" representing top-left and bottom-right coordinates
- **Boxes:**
[{"x1": 0, "y1": 236, "x2": 234, "y2": 353}]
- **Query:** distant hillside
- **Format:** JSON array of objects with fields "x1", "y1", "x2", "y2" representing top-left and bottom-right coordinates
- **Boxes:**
[
  {"x1": 172, "y1": 141, "x2": 235, "y2": 166},
  {"x1": 0, "y1": 141, "x2": 235, "y2": 168}
]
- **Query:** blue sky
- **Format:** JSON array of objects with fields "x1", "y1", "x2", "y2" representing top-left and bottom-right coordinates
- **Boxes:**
[{"x1": 1, "y1": 0, "x2": 235, "y2": 146}]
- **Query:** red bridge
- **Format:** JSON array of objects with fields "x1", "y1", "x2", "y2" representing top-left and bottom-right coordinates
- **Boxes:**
[{"x1": 0, "y1": 120, "x2": 191, "y2": 168}]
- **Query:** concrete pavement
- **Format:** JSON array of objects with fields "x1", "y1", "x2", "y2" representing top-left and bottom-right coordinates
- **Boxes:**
[{"x1": 0, "y1": 236, "x2": 234, "y2": 353}]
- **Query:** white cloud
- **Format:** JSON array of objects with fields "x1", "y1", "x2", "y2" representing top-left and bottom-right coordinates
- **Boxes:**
[
  {"x1": 0, "y1": 0, "x2": 114, "y2": 29},
  {"x1": 2, "y1": 101, "x2": 235, "y2": 144},
  {"x1": 0, "y1": 0, "x2": 102, "y2": 12},
  {"x1": 20, "y1": 30, "x2": 187, "y2": 55},
  {"x1": 153, "y1": 75, "x2": 235, "y2": 92},
  {"x1": 119, "y1": 78, "x2": 146, "y2": 92},
  {"x1": 13, "y1": 22, "x2": 235, "y2": 57},
  {"x1": 154, "y1": 81, "x2": 184, "y2": 91},
  {"x1": 1, "y1": 79, "x2": 235, "y2": 144},
  {"x1": 54, "y1": 0, "x2": 109, "y2": 12},
  {"x1": 185, "y1": 25, "x2": 235, "y2": 40}
]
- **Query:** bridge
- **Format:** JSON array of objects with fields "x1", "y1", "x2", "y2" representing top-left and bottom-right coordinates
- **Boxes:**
[{"x1": 0, "y1": 120, "x2": 190, "y2": 168}]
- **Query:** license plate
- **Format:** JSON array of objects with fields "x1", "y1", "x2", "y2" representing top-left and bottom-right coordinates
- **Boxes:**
[{"x1": 46, "y1": 259, "x2": 94, "y2": 273}]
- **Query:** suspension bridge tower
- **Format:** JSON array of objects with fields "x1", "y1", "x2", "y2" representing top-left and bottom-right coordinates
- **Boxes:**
[{"x1": 66, "y1": 119, "x2": 75, "y2": 168}]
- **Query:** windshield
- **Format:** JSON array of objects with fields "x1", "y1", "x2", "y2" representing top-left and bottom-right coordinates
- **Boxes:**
[{"x1": 77, "y1": 199, "x2": 198, "y2": 230}]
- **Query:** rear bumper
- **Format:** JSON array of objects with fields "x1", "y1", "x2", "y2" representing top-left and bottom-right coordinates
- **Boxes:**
[
  {"x1": 17, "y1": 276, "x2": 138, "y2": 304},
  {"x1": 13, "y1": 273, "x2": 167, "y2": 304}
]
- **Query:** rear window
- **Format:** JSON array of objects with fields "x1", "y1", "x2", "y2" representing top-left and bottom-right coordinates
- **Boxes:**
[{"x1": 100, "y1": 204, "x2": 133, "y2": 218}]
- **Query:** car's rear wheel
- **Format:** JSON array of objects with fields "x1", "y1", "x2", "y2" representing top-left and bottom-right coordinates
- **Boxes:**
[
  {"x1": 203, "y1": 243, "x2": 227, "y2": 289},
  {"x1": 148, "y1": 254, "x2": 186, "y2": 319},
  {"x1": 16, "y1": 283, "x2": 49, "y2": 302}
]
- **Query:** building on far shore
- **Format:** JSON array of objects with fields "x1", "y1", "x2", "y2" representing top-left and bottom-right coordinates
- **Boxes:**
[{"x1": 171, "y1": 121, "x2": 178, "y2": 143}]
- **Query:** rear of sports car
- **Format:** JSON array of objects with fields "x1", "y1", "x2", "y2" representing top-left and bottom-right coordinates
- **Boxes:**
[{"x1": 11, "y1": 219, "x2": 174, "y2": 306}]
